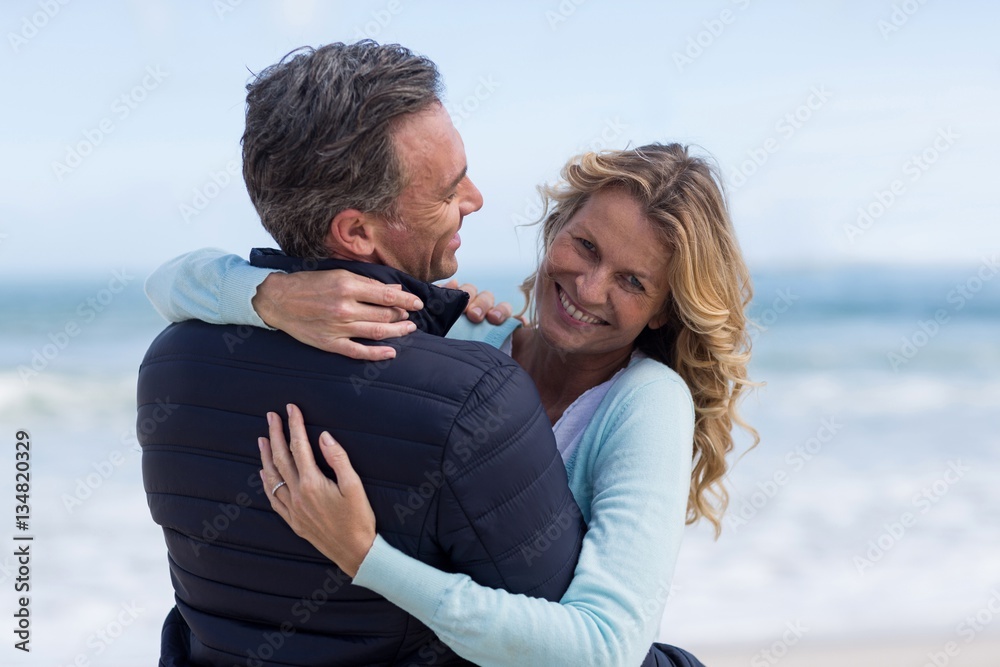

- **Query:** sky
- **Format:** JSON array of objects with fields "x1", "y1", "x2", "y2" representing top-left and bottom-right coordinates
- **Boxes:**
[{"x1": 1, "y1": 0, "x2": 998, "y2": 280}]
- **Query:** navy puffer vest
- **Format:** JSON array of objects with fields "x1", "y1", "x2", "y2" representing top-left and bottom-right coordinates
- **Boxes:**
[{"x1": 139, "y1": 250, "x2": 584, "y2": 666}]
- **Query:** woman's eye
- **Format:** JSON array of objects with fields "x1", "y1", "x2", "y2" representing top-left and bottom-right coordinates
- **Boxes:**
[
  {"x1": 627, "y1": 275, "x2": 645, "y2": 291},
  {"x1": 576, "y1": 238, "x2": 596, "y2": 252}
]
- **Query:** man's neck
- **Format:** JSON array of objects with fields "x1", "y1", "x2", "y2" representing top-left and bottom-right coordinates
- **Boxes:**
[{"x1": 248, "y1": 248, "x2": 468, "y2": 337}]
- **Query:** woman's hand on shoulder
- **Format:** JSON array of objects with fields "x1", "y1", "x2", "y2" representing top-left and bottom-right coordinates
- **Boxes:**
[
  {"x1": 440, "y1": 279, "x2": 515, "y2": 325},
  {"x1": 252, "y1": 270, "x2": 424, "y2": 360}
]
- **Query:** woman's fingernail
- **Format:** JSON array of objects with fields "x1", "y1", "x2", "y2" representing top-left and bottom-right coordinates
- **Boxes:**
[
  {"x1": 412, "y1": 298, "x2": 423, "y2": 310},
  {"x1": 266, "y1": 412, "x2": 275, "y2": 425},
  {"x1": 470, "y1": 307, "x2": 483, "y2": 319},
  {"x1": 286, "y1": 403, "x2": 295, "y2": 416},
  {"x1": 405, "y1": 321, "x2": 417, "y2": 332},
  {"x1": 489, "y1": 309, "x2": 501, "y2": 319},
  {"x1": 320, "y1": 431, "x2": 335, "y2": 447},
  {"x1": 258, "y1": 437, "x2": 267, "y2": 450}
]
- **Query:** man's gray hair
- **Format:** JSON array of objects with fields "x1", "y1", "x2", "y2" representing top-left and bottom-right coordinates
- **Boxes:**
[{"x1": 242, "y1": 41, "x2": 443, "y2": 259}]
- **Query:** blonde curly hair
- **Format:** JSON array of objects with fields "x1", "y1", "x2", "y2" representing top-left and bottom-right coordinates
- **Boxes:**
[{"x1": 520, "y1": 143, "x2": 759, "y2": 536}]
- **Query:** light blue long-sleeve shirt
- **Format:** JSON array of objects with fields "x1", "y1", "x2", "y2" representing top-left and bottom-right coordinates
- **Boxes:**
[{"x1": 144, "y1": 249, "x2": 695, "y2": 667}]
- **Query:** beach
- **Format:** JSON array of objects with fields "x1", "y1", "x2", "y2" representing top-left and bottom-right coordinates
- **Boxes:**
[
  {"x1": 691, "y1": 638, "x2": 1000, "y2": 667},
  {"x1": 1, "y1": 264, "x2": 998, "y2": 665}
]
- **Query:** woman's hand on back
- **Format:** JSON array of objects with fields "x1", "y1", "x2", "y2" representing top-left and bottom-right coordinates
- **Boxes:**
[
  {"x1": 251, "y1": 270, "x2": 424, "y2": 360},
  {"x1": 259, "y1": 404, "x2": 376, "y2": 578}
]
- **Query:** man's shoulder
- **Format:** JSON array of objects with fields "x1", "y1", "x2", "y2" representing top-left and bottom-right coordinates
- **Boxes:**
[{"x1": 140, "y1": 320, "x2": 529, "y2": 405}]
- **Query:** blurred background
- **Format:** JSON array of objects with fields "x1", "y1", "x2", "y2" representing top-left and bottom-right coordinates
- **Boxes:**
[{"x1": 1, "y1": 1, "x2": 998, "y2": 665}]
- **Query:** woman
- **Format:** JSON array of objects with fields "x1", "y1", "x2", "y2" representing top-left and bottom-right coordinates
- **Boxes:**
[{"x1": 148, "y1": 143, "x2": 757, "y2": 666}]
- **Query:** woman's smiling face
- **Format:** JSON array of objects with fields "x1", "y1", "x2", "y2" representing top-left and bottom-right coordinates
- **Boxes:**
[{"x1": 535, "y1": 187, "x2": 673, "y2": 358}]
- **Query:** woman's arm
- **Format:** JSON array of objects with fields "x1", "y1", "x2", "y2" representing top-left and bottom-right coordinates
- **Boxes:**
[
  {"x1": 145, "y1": 248, "x2": 277, "y2": 327},
  {"x1": 145, "y1": 249, "x2": 514, "y2": 359},
  {"x1": 263, "y1": 375, "x2": 695, "y2": 667}
]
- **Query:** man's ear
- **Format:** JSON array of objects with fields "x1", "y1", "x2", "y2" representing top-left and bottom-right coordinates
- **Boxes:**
[{"x1": 324, "y1": 208, "x2": 378, "y2": 260}]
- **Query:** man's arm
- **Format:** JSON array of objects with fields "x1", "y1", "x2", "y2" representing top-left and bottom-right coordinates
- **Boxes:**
[{"x1": 435, "y1": 362, "x2": 584, "y2": 598}]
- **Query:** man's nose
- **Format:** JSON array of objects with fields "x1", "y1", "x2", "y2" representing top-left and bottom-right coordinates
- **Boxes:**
[{"x1": 460, "y1": 177, "x2": 484, "y2": 216}]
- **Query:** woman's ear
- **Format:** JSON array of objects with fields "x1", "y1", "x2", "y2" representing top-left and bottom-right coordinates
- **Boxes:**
[
  {"x1": 647, "y1": 292, "x2": 672, "y2": 330},
  {"x1": 647, "y1": 310, "x2": 670, "y2": 330},
  {"x1": 325, "y1": 209, "x2": 378, "y2": 260}
]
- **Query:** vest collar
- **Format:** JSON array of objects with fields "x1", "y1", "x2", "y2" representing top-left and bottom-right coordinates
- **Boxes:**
[{"x1": 249, "y1": 248, "x2": 469, "y2": 338}]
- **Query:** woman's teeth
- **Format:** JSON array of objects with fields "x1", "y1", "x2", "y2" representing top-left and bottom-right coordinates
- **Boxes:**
[{"x1": 558, "y1": 288, "x2": 604, "y2": 325}]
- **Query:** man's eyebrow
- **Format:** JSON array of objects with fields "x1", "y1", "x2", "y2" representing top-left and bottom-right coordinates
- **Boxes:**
[{"x1": 442, "y1": 166, "x2": 467, "y2": 195}]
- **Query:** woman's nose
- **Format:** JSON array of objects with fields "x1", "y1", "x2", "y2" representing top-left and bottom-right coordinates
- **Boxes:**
[{"x1": 575, "y1": 270, "x2": 608, "y2": 306}]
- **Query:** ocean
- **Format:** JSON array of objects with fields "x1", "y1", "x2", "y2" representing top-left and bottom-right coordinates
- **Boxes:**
[{"x1": 1, "y1": 262, "x2": 998, "y2": 664}]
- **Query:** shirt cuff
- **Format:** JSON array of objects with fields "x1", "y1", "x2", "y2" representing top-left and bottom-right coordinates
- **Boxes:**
[
  {"x1": 352, "y1": 534, "x2": 461, "y2": 624},
  {"x1": 218, "y1": 262, "x2": 281, "y2": 329},
  {"x1": 445, "y1": 316, "x2": 520, "y2": 351}
]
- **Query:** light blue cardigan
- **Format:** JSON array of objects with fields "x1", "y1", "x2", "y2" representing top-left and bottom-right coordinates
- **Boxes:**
[{"x1": 145, "y1": 249, "x2": 695, "y2": 667}]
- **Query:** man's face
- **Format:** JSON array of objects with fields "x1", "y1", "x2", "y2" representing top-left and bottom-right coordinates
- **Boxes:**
[{"x1": 376, "y1": 103, "x2": 483, "y2": 282}]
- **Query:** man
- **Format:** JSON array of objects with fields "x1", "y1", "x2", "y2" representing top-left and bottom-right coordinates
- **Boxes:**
[{"x1": 139, "y1": 41, "x2": 584, "y2": 666}]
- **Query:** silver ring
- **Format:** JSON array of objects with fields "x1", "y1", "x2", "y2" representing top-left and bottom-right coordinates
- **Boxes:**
[{"x1": 271, "y1": 481, "x2": 287, "y2": 496}]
